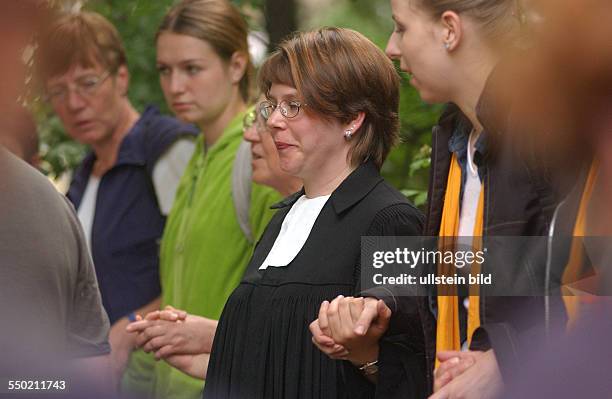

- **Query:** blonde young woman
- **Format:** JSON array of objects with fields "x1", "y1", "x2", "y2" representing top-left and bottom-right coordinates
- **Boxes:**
[
  {"x1": 312, "y1": 1, "x2": 560, "y2": 398},
  {"x1": 125, "y1": 1, "x2": 279, "y2": 398}
]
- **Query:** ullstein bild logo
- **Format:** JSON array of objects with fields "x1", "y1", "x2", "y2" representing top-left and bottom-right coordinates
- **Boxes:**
[{"x1": 371, "y1": 248, "x2": 486, "y2": 269}]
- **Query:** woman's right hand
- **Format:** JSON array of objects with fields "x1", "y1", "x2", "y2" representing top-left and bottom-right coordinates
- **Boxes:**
[
  {"x1": 163, "y1": 352, "x2": 210, "y2": 380},
  {"x1": 126, "y1": 305, "x2": 218, "y2": 358}
]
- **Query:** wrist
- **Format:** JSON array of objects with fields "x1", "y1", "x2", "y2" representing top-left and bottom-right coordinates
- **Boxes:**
[
  {"x1": 349, "y1": 344, "x2": 379, "y2": 367},
  {"x1": 357, "y1": 359, "x2": 379, "y2": 377},
  {"x1": 111, "y1": 317, "x2": 137, "y2": 350}
]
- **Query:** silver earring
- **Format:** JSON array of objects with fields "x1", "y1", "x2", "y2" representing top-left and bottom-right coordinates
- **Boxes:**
[
  {"x1": 344, "y1": 129, "x2": 353, "y2": 140},
  {"x1": 444, "y1": 42, "x2": 451, "y2": 51}
]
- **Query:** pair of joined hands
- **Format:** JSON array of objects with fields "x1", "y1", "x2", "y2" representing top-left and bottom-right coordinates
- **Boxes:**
[
  {"x1": 308, "y1": 296, "x2": 391, "y2": 368},
  {"x1": 309, "y1": 296, "x2": 503, "y2": 398},
  {"x1": 125, "y1": 306, "x2": 217, "y2": 379}
]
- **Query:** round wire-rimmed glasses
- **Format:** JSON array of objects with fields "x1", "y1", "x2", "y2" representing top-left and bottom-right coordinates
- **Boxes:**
[{"x1": 258, "y1": 99, "x2": 306, "y2": 121}]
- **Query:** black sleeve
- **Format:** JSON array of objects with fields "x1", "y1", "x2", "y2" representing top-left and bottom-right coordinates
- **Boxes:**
[{"x1": 342, "y1": 204, "x2": 431, "y2": 398}]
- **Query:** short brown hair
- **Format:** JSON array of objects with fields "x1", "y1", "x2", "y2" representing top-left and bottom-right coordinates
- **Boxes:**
[
  {"x1": 258, "y1": 27, "x2": 400, "y2": 169},
  {"x1": 37, "y1": 11, "x2": 127, "y2": 80},
  {"x1": 157, "y1": 0, "x2": 252, "y2": 102}
]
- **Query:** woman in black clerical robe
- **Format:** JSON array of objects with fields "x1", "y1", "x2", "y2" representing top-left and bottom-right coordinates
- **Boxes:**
[{"x1": 202, "y1": 27, "x2": 426, "y2": 399}]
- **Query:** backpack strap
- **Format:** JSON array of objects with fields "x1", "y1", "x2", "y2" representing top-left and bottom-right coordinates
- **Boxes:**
[{"x1": 232, "y1": 140, "x2": 254, "y2": 243}]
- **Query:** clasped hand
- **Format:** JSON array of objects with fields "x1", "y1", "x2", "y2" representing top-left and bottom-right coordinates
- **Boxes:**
[{"x1": 309, "y1": 296, "x2": 391, "y2": 366}]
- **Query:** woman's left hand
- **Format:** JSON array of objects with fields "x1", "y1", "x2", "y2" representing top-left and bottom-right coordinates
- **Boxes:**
[{"x1": 312, "y1": 296, "x2": 391, "y2": 366}]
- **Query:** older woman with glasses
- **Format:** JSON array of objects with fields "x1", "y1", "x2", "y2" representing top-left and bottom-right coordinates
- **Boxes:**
[
  {"x1": 37, "y1": 10, "x2": 198, "y2": 386},
  {"x1": 148, "y1": 27, "x2": 424, "y2": 398},
  {"x1": 122, "y1": 101, "x2": 301, "y2": 384},
  {"x1": 243, "y1": 97, "x2": 302, "y2": 197}
]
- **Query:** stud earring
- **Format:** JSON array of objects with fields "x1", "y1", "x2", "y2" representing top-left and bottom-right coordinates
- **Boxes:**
[
  {"x1": 444, "y1": 42, "x2": 451, "y2": 51},
  {"x1": 344, "y1": 128, "x2": 353, "y2": 140}
]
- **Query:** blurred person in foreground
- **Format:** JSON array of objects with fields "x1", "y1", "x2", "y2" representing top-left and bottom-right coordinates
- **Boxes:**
[
  {"x1": 0, "y1": 1, "x2": 112, "y2": 396},
  {"x1": 502, "y1": 0, "x2": 612, "y2": 397},
  {"x1": 0, "y1": 103, "x2": 40, "y2": 166},
  {"x1": 36, "y1": 10, "x2": 199, "y2": 389}
]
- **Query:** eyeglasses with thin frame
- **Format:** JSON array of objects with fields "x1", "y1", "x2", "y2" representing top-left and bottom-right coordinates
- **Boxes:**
[
  {"x1": 258, "y1": 99, "x2": 306, "y2": 121},
  {"x1": 45, "y1": 70, "x2": 112, "y2": 103}
]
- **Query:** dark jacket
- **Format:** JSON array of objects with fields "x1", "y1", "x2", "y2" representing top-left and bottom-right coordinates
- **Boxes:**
[
  {"x1": 371, "y1": 65, "x2": 565, "y2": 393},
  {"x1": 427, "y1": 67, "x2": 565, "y2": 383},
  {"x1": 67, "y1": 105, "x2": 198, "y2": 324}
]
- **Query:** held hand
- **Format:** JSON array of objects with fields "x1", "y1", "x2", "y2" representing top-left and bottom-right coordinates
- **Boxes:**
[
  {"x1": 145, "y1": 305, "x2": 188, "y2": 322},
  {"x1": 310, "y1": 296, "x2": 364, "y2": 359},
  {"x1": 320, "y1": 296, "x2": 391, "y2": 365},
  {"x1": 126, "y1": 307, "x2": 217, "y2": 358},
  {"x1": 125, "y1": 305, "x2": 186, "y2": 345},
  {"x1": 429, "y1": 350, "x2": 503, "y2": 399},
  {"x1": 433, "y1": 351, "x2": 478, "y2": 392},
  {"x1": 309, "y1": 317, "x2": 349, "y2": 360}
]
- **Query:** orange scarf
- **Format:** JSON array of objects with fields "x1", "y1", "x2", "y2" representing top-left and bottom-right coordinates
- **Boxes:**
[
  {"x1": 436, "y1": 154, "x2": 484, "y2": 368},
  {"x1": 562, "y1": 161, "x2": 599, "y2": 329}
]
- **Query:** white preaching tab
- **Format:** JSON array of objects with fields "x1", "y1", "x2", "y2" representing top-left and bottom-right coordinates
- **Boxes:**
[{"x1": 259, "y1": 194, "x2": 331, "y2": 270}]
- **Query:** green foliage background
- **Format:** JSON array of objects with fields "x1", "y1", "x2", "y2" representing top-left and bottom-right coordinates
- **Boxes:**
[{"x1": 39, "y1": 0, "x2": 440, "y2": 206}]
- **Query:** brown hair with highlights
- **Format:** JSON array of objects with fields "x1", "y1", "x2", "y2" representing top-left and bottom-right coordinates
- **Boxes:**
[
  {"x1": 258, "y1": 27, "x2": 400, "y2": 169},
  {"x1": 37, "y1": 11, "x2": 127, "y2": 80},
  {"x1": 157, "y1": 0, "x2": 253, "y2": 102}
]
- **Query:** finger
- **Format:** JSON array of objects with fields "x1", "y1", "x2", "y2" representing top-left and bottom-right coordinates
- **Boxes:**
[
  {"x1": 433, "y1": 371, "x2": 453, "y2": 393},
  {"x1": 349, "y1": 298, "x2": 365, "y2": 324},
  {"x1": 434, "y1": 357, "x2": 460, "y2": 379},
  {"x1": 318, "y1": 301, "x2": 332, "y2": 337},
  {"x1": 140, "y1": 324, "x2": 167, "y2": 344},
  {"x1": 309, "y1": 320, "x2": 335, "y2": 347},
  {"x1": 144, "y1": 310, "x2": 161, "y2": 321},
  {"x1": 158, "y1": 310, "x2": 181, "y2": 322},
  {"x1": 428, "y1": 383, "x2": 450, "y2": 399},
  {"x1": 155, "y1": 344, "x2": 178, "y2": 359},
  {"x1": 330, "y1": 344, "x2": 347, "y2": 355},
  {"x1": 353, "y1": 299, "x2": 379, "y2": 336},
  {"x1": 143, "y1": 335, "x2": 171, "y2": 353},
  {"x1": 327, "y1": 296, "x2": 343, "y2": 340},
  {"x1": 126, "y1": 320, "x2": 153, "y2": 333},
  {"x1": 135, "y1": 332, "x2": 150, "y2": 349},
  {"x1": 374, "y1": 300, "x2": 392, "y2": 330},
  {"x1": 337, "y1": 297, "x2": 354, "y2": 337},
  {"x1": 164, "y1": 305, "x2": 188, "y2": 320},
  {"x1": 446, "y1": 357, "x2": 475, "y2": 380},
  {"x1": 311, "y1": 337, "x2": 340, "y2": 356},
  {"x1": 436, "y1": 351, "x2": 465, "y2": 362}
]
